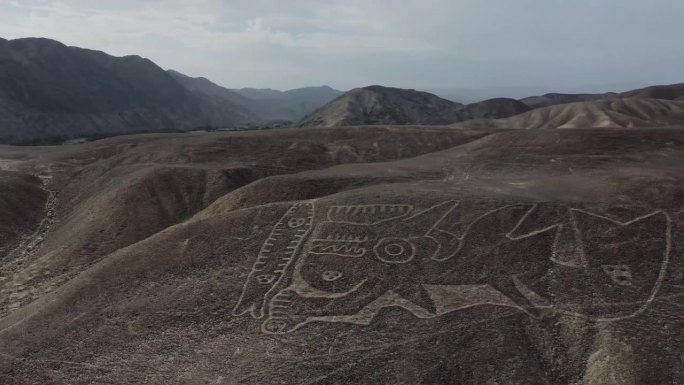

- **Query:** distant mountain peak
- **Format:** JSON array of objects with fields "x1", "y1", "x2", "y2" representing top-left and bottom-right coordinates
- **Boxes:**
[
  {"x1": 298, "y1": 86, "x2": 531, "y2": 128},
  {"x1": 298, "y1": 85, "x2": 464, "y2": 128}
]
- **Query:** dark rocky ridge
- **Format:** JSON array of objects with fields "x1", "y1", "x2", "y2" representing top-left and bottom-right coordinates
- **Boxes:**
[
  {"x1": 298, "y1": 86, "x2": 466, "y2": 127},
  {"x1": 0, "y1": 36, "x2": 346, "y2": 143},
  {"x1": 0, "y1": 37, "x2": 256, "y2": 143},
  {"x1": 456, "y1": 97, "x2": 531, "y2": 120}
]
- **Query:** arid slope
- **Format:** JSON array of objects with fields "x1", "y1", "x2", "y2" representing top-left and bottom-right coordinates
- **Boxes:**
[
  {"x1": 298, "y1": 87, "x2": 531, "y2": 127},
  {"x1": 456, "y1": 98, "x2": 684, "y2": 129},
  {"x1": 0, "y1": 126, "x2": 683, "y2": 384},
  {"x1": 298, "y1": 86, "x2": 466, "y2": 127}
]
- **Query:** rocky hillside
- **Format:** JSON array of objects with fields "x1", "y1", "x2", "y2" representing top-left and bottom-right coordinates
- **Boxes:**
[
  {"x1": 456, "y1": 97, "x2": 531, "y2": 120},
  {"x1": 457, "y1": 98, "x2": 684, "y2": 129},
  {"x1": 520, "y1": 82, "x2": 684, "y2": 109},
  {"x1": 1, "y1": 126, "x2": 683, "y2": 384},
  {"x1": 0, "y1": 38, "x2": 256, "y2": 143},
  {"x1": 298, "y1": 86, "x2": 466, "y2": 127},
  {"x1": 298, "y1": 87, "x2": 533, "y2": 127},
  {"x1": 621, "y1": 82, "x2": 684, "y2": 100}
]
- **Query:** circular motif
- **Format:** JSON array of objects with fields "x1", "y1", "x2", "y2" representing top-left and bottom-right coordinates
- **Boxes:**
[
  {"x1": 262, "y1": 319, "x2": 289, "y2": 334},
  {"x1": 288, "y1": 217, "x2": 307, "y2": 228},
  {"x1": 321, "y1": 270, "x2": 343, "y2": 281},
  {"x1": 373, "y1": 238, "x2": 416, "y2": 264},
  {"x1": 384, "y1": 243, "x2": 405, "y2": 256}
]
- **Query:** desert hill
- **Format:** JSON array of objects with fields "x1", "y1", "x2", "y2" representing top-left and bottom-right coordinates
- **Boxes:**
[
  {"x1": 297, "y1": 85, "x2": 466, "y2": 127},
  {"x1": 0, "y1": 37, "x2": 261, "y2": 143},
  {"x1": 520, "y1": 82, "x2": 684, "y2": 109},
  {"x1": 1, "y1": 126, "x2": 683, "y2": 384},
  {"x1": 456, "y1": 98, "x2": 684, "y2": 129},
  {"x1": 297, "y1": 87, "x2": 531, "y2": 127},
  {"x1": 456, "y1": 97, "x2": 531, "y2": 120},
  {"x1": 621, "y1": 82, "x2": 684, "y2": 100}
]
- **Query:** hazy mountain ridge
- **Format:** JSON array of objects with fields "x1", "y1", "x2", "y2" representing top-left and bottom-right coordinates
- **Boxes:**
[
  {"x1": 233, "y1": 85, "x2": 343, "y2": 104},
  {"x1": 169, "y1": 71, "x2": 344, "y2": 122},
  {"x1": 2, "y1": 36, "x2": 684, "y2": 142}
]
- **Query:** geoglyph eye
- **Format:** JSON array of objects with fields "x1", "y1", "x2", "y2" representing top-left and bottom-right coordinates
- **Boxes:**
[
  {"x1": 321, "y1": 270, "x2": 343, "y2": 281},
  {"x1": 374, "y1": 238, "x2": 416, "y2": 264}
]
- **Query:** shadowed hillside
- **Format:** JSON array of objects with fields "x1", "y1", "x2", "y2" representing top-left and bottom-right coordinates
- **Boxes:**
[
  {"x1": 0, "y1": 171, "x2": 47, "y2": 260},
  {"x1": 0, "y1": 38, "x2": 256, "y2": 143},
  {"x1": 456, "y1": 97, "x2": 531, "y2": 120}
]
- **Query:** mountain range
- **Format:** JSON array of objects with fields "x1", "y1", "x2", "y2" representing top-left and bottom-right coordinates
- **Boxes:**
[
  {"x1": 302, "y1": 83, "x2": 684, "y2": 129},
  {"x1": 2, "y1": 36, "x2": 684, "y2": 144},
  {"x1": 298, "y1": 86, "x2": 532, "y2": 127},
  {"x1": 0, "y1": 37, "x2": 342, "y2": 143}
]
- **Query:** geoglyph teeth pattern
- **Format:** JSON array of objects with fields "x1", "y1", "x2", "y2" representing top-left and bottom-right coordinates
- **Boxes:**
[
  {"x1": 327, "y1": 204, "x2": 413, "y2": 224},
  {"x1": 232, "y1": 202, "x2": 315, "y2": 319}
]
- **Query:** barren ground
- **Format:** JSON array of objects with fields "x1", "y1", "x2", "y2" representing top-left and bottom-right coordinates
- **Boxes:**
[{"x1": 0, "y1": 126, "x2": 683, "y2": 384}]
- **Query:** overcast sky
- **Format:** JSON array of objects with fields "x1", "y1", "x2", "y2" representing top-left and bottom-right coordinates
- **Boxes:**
[{"x1": 1, "y1": 0, "x2": 683, "y2": 93}]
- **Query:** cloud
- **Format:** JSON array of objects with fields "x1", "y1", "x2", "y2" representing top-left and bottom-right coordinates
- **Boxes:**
[
  {"x1": 0, "y1": 0, "x2": 432, "y2": 54},
  {"x1": 1, "y1": 0, "x2": 683, "y2": 91}
]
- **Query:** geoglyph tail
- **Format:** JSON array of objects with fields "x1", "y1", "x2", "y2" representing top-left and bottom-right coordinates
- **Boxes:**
[{"x1": 232, "y1": 202, "x2": 315, "y2": 319}]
